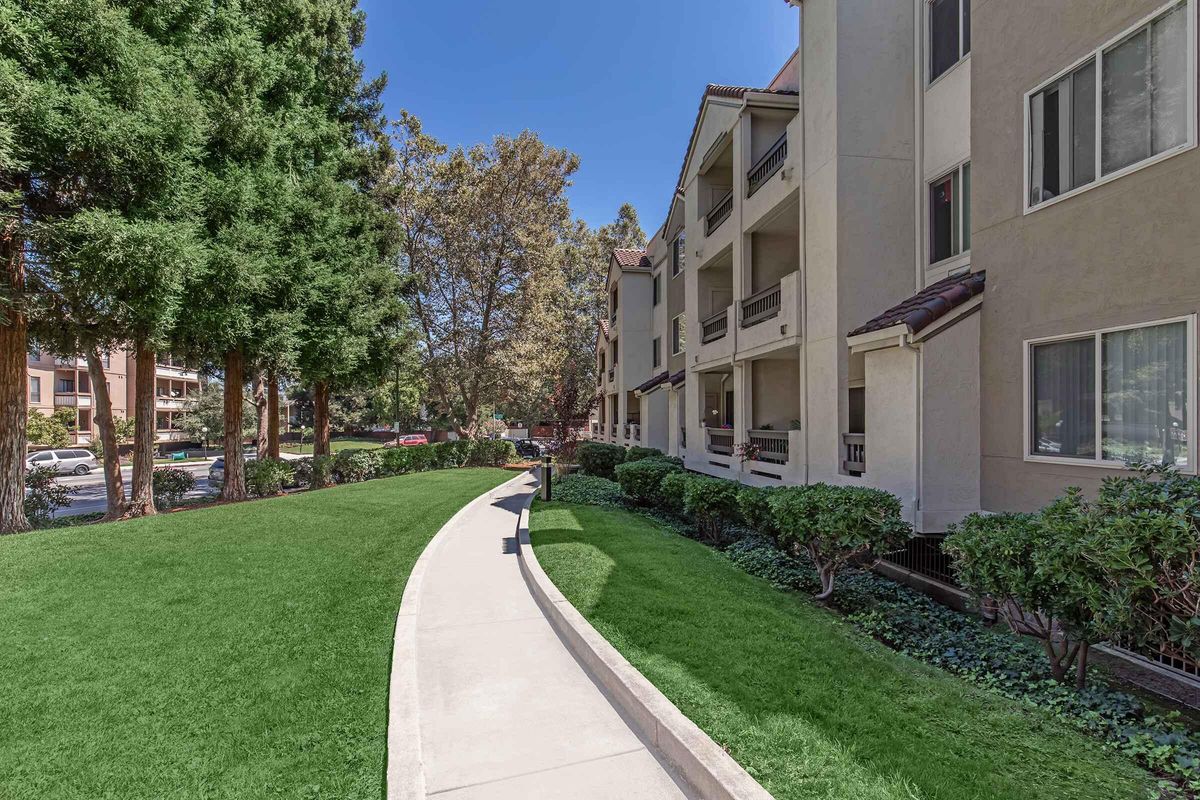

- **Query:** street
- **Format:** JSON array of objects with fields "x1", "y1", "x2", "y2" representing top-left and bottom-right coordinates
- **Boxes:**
[{"x1": 54, "y1": 462, "x2": 215, "y2": 518}]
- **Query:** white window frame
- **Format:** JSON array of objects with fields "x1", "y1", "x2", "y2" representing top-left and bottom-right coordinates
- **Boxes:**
[
  {"x1": 926, "y1": 0, "x2": 971, "y2": 87},
  {"x1": 1022, "y1": 314, "x2": 1197, "y2": 472},
  {"x1": 671, "y1": 314, "x2": 686, "y2": 355},
  {"x1": 927, "y1": 159, "x2": 970, "y2": 268},
  {"x1": 1023, "y1": 0, "x2": 1198, "y2": 214},
  {"x1": 671, "y1": 236, "x2": 685, "y2": 278}
]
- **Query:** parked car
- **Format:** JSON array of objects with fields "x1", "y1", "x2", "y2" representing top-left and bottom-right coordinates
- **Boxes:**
[
  {"x1": 504, "y1": 437, "x2": 543, "y2": 459},
  {"x1": 25, "y1": 449, "x2": 99, "y2": 476},
  {"x1": 208, "y1": 451, "x2": 258, "y2": 486},
  {"x1": 387, "y1": 434, "x2": 429, "y2": 447}
]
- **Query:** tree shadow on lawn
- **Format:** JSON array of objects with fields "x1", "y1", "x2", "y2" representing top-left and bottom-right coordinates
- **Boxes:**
[{"x1": 531, "y1": 504, "x2": 1155, "y2": 800}]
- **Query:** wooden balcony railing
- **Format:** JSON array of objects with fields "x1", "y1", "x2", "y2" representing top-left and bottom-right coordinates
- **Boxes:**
[
  {"x1": 741, "y1": 282, "x2": 782, "y2": 328},
  {"x1": 747, "y1": 132, "x2": 788, "y2": 197},
  {"x1": 843, "y1": 432, "x2": 865, "y2": 474},
  {"x1": 701, "y1": 308, "x2": 729, "y2": 344},
  {"x1": 53, "y1": 393, "x2": 77, "y2": 407},
  {"x1": 747, "y1": 429, "x2": 788, "y2": 464},
  {"x1": 706, "y1": 428, "x2": 734, "y2": 456},
  {"x1": 705, "y1": 189, "x2": 733, "y2": 236}
]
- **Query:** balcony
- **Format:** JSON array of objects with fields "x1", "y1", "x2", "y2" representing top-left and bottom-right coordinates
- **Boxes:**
[
  {"x1": 843, "y1": 432, "x2": 865, "y2": 474},
  {"x1": 630, "y1": 423, "x2": 641, "y2": 442},
  {"x1": 704, "y1": 190, "x2": 733, "y2": 236},
  {"x1": 747, "y1": 429, "x2": 788, "y2": 465},
  {"x1": 741, "y1": 283, "x2": 782, "y2": 329},
  {"x1": 53, "y1": 393, "x2": 77, "y2": 407},
  {"x1": 607, "y1": 367, "x2": 615, "y2": 383},
  {"x1": 701, "y1": 308, "x2": 730, "y2": 344},
  {"x1": 609, "y1": 423, "x2": 618, "y2": 438},
  {"x1": 747, "y1": 133, "x2": 787, "y2": 198},
  {"x1": 705, "y1": 428, "x2": 734, "y2": 456}
]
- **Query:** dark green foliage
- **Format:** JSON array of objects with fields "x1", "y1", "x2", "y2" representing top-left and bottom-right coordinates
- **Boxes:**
[
  {"x1": 624, "y1": 446, "x2": 662, "y2": 463},
  {"x1": 658, "y1": 471, "x2": 690, "y2": 515},
  {"x1": 308, "y1": 455, "x2": 335, "y2": 489},
  {"x1": 469, "y1": 439, "x2": 516, "y2": 467},
  {"x1": 737, "y1": 485, "x2": 781, "y2": 536},
  {"x1": 682, "y1": 475, "x2": 740, "y2": 544},
  {"x1": 770, "y1": 484, "x2": 911, "y2": 600},
  {"x1": 405, "y1": 445, "x2": 436, "y2": 473},
  {"x1": 23, "y1": 466, "x2": 74, "y2": 527},
  {"x1": 551, "y1": 475, "x2": 623, "y2": 507},
  {"x1": 377, "y1": 447, "x2": 410, "y2": 477},
  {"x1": 613, "y1": 458, "x2": 682, "y2": 506},
  {"x1": 577, "y1": 442, "x2": 626, "y2": 480},
  {"x1": 151, "y1": 467, "x2": 195, "y2": 510},
  {"x1": 333, "y1": 449, "x2": 381, "y2": 484},
  {"x1": 244, "y1": 457, "x2": 292, "y2": 497}
]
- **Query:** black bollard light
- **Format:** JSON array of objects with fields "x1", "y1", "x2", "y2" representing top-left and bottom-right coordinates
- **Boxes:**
[{"x1": 541, "y1": 455, "x2": 553, "y2": 501}]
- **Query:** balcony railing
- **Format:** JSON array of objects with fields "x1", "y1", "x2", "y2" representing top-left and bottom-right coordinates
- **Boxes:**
[
  {"x1": 741, "y1": 282, "x2": 782, "y2": 329},
  {"x1": 609, "y1": 423, "x2": 618, "y2": 438},
  {"x1": 701, "y1": 308, "x2": 729, "y2": 344},
  {"x1": 843, "y1": 432, "x2": 865, "y2": 474},
  {"x1": 53, "y1": 393, "x2": 77, "y2": 407},
  {"x1": 705, "y1": 189, "x2": 733, "y2": 236},
  {"x1": 747, "y1": 133, "x2": 788, "y2": 197},
  {"x1": 607, "y1": 367, "x2": 615, "y2": 383},
  {"x1": 631, "y1": 423, "x2": 641, "y2": 441},
  {"x1": 747, "y1": 429, "x2": 788, "y2": 465},
  {"x1": 705, "y1": 428, "x2": 734, "y2": 456}
]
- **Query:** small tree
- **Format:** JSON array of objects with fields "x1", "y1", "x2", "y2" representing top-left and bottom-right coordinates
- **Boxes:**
[
  {"x1": 770, "y1": 484, "x2": 911, "y2": 601},
  {"x1": 683, "y1": 476, "x2": 740, "y2": 544},
  {"x1": 23, "y1": 465, "x2": 74, "y2": 527},
  {"x1": 26, "y1": 410, "x2": 71, "y2": 449}
]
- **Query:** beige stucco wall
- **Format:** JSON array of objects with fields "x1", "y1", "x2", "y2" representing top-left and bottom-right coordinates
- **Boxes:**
[
  {"x1": 750, "y1": 357, "x2": 801, "y2": 430},
  {"x1": 973, "y1": 0, "x2": 1200, "y2": 512},
  {"x1": 864, "y1": 345, "x2": 920, "y2": 518}
]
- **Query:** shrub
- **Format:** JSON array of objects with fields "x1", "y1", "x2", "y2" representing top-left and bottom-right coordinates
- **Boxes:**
[
  {"x1": 309, "y1": 455, "x2": 335, "y2": 488},
  {"x1": 625, "y1": 446, "x2": 662, "y2": 463},
  {"x1": 682, "y1": 475, "x2": 740, "y2": 544},
  {"x1": 577, "y1": 442, "x2": 625, "y2": 480},
  {"x1": 659, "y1": 471, "x2": 690, "y2": 515},
  {"x1": 769, "y1": 484, "x2": 911, "y2": 601},
  {"x1": 152, "y1": 467, "x2": 196, "y2": 510},
  {"x1": 437, "y1": 439, "x2": 472, "y2": 468},
  {"x1": 406, "y1": 444, "x2": 436, "y2": 473},
  {"x1": 291, "y1": 458, "x2": 313, "y2": 486},
  {"x1": 23, "y1": 465, "x2": 74, "y2": 526},
  {"x1": 468, "y1": 438, "x2": 516, "y2": 467},
  {"x1": 737, "y1": 486, "x2": 781, "y2": 536},
  {"x1": 552, "y1": 475, "x2": 623, "y2": 507},
  {"x1": 245, "y1": 457, "x2": 291, "y2": 497},
  {"x1": 333, "y1": 449, "x2": 379, "y2": 483},
  {"x1": 378, "y1": 447, "x2": 410, "y2": 477},
  {"x1": 614, "y1": 458, "x2": 683, "y2": 506}
]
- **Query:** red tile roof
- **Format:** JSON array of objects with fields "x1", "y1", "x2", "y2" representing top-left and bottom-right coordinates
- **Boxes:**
[
  {"x1": 597, "y1": 318, "x2": 610, "y2": 341},
  {"x1": 669, "y1": 369, "x2": 686, "y2": 386},
  {"x1": 612, "y1": 248, "x2": 652, "y2": 270},
  {"x1": 848, "y1": 271, "x2": 986, "y2": 337}
]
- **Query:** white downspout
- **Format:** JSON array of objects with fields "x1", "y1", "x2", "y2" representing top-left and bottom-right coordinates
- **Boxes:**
[
  {"x1": 899, "y1": 335, "x2": 922, "y2": 525},
  {"x1": 790, "y1": 0, "x2": 810, "y2": 485}
]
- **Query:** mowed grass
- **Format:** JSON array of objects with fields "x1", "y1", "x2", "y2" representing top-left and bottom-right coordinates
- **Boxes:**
[
  {"x1": 530, "y1": 502, "x2": 1156, "y2": 800},
  {"x1": 0, "y1": 468, "x2": 514, "y2": 800},
  {"x1": 279, "y1": 437, "x2": 385, "y2": 455}
]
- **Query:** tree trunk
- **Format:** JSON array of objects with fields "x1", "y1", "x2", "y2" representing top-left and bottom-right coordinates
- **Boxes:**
[
  {"x1": 252, "y1": 369, "x2": 268, "y2": 460},
  {"x1": 313, "y1": 380, "x2": 331, "y2": 457},
  {"x1": 267, "y1": 369, "x2": 280, "y2": 459},
  {"x1": 86, "y1": 348, "x2": 126, "y2": 520},
  {"x1": 0, "y1": 222, "x2": 30, "y2": 534},
  {"x1": 128, "y1": 342, "x2": 157, "y2": 517},
  {"x1": 221, "y1": 348, "x2": 247, "y2": 501},
  {"x1": 1075, "y1": 641, "x2": 1090, "y2": 690}
]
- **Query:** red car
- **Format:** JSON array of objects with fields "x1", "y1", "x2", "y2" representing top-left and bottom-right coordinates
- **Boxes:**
[{"x1": 388, "y1": 434, "x2": 428, "y2": 447}]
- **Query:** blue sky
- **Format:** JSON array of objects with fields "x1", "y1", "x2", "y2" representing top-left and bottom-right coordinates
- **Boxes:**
[{"x1": 356, "y1": 0, "x2": 797, "y2": 232}]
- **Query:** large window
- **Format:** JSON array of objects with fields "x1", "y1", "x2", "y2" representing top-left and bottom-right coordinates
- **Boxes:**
[
  {"x1": 671, "y1": 314, "x2": 686, "y2": 355},
  {"x1": 1028, "y1": 1, "x2": 1194, "y2": 209},
  {"x1": 930, "y1": 162, "x2": 970, "y2": 264},
  {"x1": 930, "y1": 0, "x2": 970, "y2": 83},
  {"x1": 1028, "y1": 318, "x2": 1193, "y2": 469}
]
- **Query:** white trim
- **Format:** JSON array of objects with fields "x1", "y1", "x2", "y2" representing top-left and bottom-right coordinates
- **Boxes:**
[
  {"x1": 848, "y1": 323, "x2": 910, "y2": 353},
  {"x1": 925, "y1": 0, "x2": 971, "y2": 87},
  {"x1": 1022, "y1": 314, "x2": 1197, "y2": 472},
  {"x1": 927, "y1": 159, "x2": 971, "y2": 268},
  {"x1": 1023, "y1": 0, "x2": 1198, "y2": 215},
  {"x1": 670, "y1": 313, "x2": 686, "y2": 356}
]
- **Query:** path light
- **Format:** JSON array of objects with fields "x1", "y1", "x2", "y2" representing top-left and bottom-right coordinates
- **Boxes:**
[
  {"x1": 541, "y1": 454, "x2": 553, "y2": 502},
  {"x1": 201, "y1": 426, "x2": 209, "y2": 458}
]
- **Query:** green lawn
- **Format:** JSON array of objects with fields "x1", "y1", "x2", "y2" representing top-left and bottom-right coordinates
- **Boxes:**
[
  {"x1": 0, "y1": 468, "x2": 513, "y2": 800},
  {"x1": 530, "y1": 502, "x2": 1157, "y2": 800},
  {"x1": 280, "y1": 437, "x2": 386, "y2": 455}
]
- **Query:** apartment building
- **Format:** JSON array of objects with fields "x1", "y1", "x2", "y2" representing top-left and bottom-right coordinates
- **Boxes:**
[
  {"x1": 594, "y1": 249, "x2": 655, "y2": 446},
  {"x1": 25, "y1": 349, "x2": 202, "y2": 445}
]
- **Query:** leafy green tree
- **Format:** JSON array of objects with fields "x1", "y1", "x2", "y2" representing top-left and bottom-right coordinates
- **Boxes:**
[
  {"x1": 178, "y1": 382, "x2": 254, "y2": 444},
  {"x1": 26, "y1": 410, "x2": 70, "y2": 449}
]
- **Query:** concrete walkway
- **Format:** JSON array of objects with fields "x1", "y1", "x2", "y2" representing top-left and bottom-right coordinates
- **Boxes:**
[{"x1": 408, "y1": 472, "x2": 695, "y2": 799}]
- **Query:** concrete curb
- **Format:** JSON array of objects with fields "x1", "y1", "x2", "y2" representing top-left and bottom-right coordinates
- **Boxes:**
[
  {"x1": 516, "y1": 495, "x2": 777, "y2": 800},
  {"x1": 385, "y1": 471, "x2": 534, "y2": 800}
]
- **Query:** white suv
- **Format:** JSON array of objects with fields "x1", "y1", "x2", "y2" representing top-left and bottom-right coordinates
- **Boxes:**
[{"x1": 26, "y1": 449, "x2": 99, "y2": 476}]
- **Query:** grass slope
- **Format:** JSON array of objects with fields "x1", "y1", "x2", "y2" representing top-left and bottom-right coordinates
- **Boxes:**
[
  {"x1": 279, "y1": 437, "x2": 385, "y2": 455},
  {"x1": 0, "y1": 468, "x2": 513, "y2": 800},
  {"x1": 530, "y1": 502, "x2": 1156, "y2": 800}
]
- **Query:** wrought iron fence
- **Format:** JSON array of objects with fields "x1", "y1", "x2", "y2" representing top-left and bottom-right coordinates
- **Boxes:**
[{"x1": 881, "y1": 534, "x2": 959, "y2": 587}]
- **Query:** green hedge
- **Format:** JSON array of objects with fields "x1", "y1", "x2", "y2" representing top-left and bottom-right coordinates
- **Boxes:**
[
  {"x1": 614, "y1": 458, "x2": 683, "y2": 505},
  {"x1": 577, "y1": 442, "x2": 626, "y2": 480}
]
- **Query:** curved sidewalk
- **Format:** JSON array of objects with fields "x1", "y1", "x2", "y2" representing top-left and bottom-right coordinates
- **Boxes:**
[{"x1": 395, "y1": 472, "x2": 695, "y2": 799}]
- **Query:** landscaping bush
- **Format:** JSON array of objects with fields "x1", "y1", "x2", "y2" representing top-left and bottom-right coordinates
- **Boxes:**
[
  {"x1": 614, "y1": 458, "x2": 683, "y2": 506},
  {"x1": 576, "y1": 442, "x2": 625, "y2": 480},
  {"x1": 377, "y1": 447, "x2": 410, "y2": 477},
  {"x1": 244, "y1": 457, "x2": 292, "y2": 497},
  {"x1": 552, "y1": 475, "x2": 623, "y2": 507},
  {"x1": 291, "y1": 458, "x2": 313, "y2": 486},
  {"x1": 308, "y1": 455, "x2": 335, "y2": 489},
  {"x1": 23, "y1": 465, "x2": 73, "y2": 526},
  {"x1": 625, "y1": 446, "x2": 662, "y2": 463},
  {"x1": 658, "y1": 471, "x2": 690, "y2": 515},
  {"x1": 152, "y1": 467, "x2": 196, "y2": 510},
  {"x1": 737, "y1": 485, "x2": 781, "y2": 537},
  {"x1": 437, "y1": 439, "x2": 472, "y2": 468},
  {"x1": 406, "y1": 444, "x2": 436, "y2": 473},
  {"x1": 769, "y1": 484, "x2": 911, "y2": 600},
  {"x1": 469, "y1": 438, "x2": 516, "y2": 467},
  {"x1": 682, "y1": 475, "x2": 740, "y2": 544},
  {"x1": 333, "y1": 449, "x2": 380, "y2": 484}
]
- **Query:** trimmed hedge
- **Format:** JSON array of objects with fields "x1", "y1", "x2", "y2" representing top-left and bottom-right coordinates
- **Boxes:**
[
  {"x1": 625, "y1": 446, "x2": 663, "y2": 463},
  {"x1": 245, "y1": 457, "x2": 292, "y2": 497},
  {"x1": 614, "y1": 458, "x2": 683, "y2": 505},
  {"x1": 577, "y1": 442, "x2": 626, "y2": 480},
  {"x1": 553, "y1": 475, "x2": 623, "y2": 507},
  {"x1": 682, "y1": 475, "x2": 740, "y2": 544}
]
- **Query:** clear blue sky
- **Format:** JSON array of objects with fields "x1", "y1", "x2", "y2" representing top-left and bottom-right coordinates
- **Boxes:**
[{"x1": 356, "y1": 0, "x2": 797, "y2": 232}]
